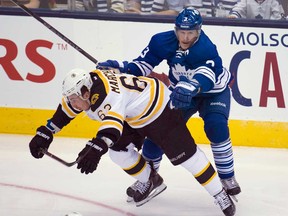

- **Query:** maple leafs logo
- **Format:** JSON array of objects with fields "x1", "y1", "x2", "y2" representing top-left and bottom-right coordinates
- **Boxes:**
[{"x1": 171, "y1": 63, "x2": 195, "y2": 80}]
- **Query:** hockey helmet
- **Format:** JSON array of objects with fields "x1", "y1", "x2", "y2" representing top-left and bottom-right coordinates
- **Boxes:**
[
  {"x1": 175, "y1": 7, "x2": 202, "y2": 31},
  {"x1": 62, "y1": 68, "x2": 93, "y2": 98}
]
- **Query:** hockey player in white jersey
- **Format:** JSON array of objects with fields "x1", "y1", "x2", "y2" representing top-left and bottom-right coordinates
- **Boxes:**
[{"x1": 29, "y1": 68, "x2": 235, "y2": 215}]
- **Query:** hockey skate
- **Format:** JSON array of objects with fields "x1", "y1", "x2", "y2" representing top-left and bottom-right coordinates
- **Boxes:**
[
  {"x1": 126, "y1": 180, "x2": 139, "y2": 202},
  {"x1": 126, "y1": 160, "x2": 163, "y2": 203},
  {"x1": 132, "y1": 169, "x2": 167, "y2": 207},
  {"x1": 221, "y1": 176, "x2": 241, "y2": 202},
  {"x1": 214, "y1": 189, "x2": 236, "y2": 216}
]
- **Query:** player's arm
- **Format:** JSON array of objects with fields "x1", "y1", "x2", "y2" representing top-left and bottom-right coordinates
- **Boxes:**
[
  {"x1": 96, "y1": 49, "x2": 160, "y2": 77},
  {"x1": 29, "y1": 99, "x2": 81, "y2": 159},
  {"x1": 97, "y1": 34, "x2": 164, "y2": 76},
  {"x1": 76, "y1": 109, "x2": 125, "y2": 174}
]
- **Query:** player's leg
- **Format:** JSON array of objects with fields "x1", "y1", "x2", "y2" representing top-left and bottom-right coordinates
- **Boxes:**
[
  {"x1": 109, "y1": 146, "x2": 166, "y2": 206},
  {"x1": 126, "y1": 138, "x2": 164, "y2": 201},
  {"x1": 179, "y1": 147, "x2": 235, "y2": 216},
  {"x1": 200, "y1": 88, "x2": 241, "y2": 197},
  {"x1": 204, "y1": 112, "x2": 241, "y2": 197},
  {"x1": 142, "y1": 138, "x2": 163, "y2": 171},
  {"x1": 125, "y1": 90, "x2": 197, "y2": 201},
  {"x1": 149, "y1": 106, "x2": 235, "y2": 216},
  {"x1": 109, "y1": 123, "x2": 166, "y2": 206}
]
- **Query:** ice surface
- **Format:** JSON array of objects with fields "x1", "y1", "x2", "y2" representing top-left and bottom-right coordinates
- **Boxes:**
[{"x1": 0, "y1": 134, "x2": 287, "y2": 216}]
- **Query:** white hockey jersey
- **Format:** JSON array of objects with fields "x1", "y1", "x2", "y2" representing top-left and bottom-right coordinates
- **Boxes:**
[{"x1": 51, "y1": 69, "x2": 171, "y2": 144}]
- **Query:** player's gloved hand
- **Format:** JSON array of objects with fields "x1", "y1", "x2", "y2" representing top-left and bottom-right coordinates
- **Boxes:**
[
  {"x1": 29, "y1": 125, "x2": 53, "y2": 159},
  {"x1": 170, "y1": 76, "x2": 201, "y2": 109},
  {"x1": 97, "y1": 60, "x2": 129, "y2": 73},
  {"x1": 77, "y1": 138, "x2": 108, "y2": 174},
  {"x1": 169, "y1": 97, "x2": 197, "y2": 110}
]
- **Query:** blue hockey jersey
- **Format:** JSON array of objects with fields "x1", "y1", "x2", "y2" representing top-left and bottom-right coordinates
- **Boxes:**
[{"x1": 127, "y1": 30, "x2": 232, "y2": 96}]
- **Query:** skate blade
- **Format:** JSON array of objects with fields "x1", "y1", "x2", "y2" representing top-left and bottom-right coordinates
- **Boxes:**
[
  {"x1": 231, "y1": 195, "x2": 238, "y2": 202},
  {"x1": 126, "y1": 196, "x2": 134, "y2": 203},
  {"x1": 135, "y1": 183, "x2": 167, "y2": 207}
]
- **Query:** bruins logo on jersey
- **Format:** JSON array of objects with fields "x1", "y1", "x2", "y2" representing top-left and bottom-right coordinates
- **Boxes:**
[
  {"x1": 89, "y1": 72, "x2": 108, "y2": 112},
  {"x1": 91, "y1": 93, "x2": 99, "y2": 105}
]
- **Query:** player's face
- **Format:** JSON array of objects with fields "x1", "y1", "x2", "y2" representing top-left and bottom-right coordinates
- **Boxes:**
[
  {"x1": 67, "y1": 93, "x2": 90, "y2": 111},
  {"x1": 176, "y1": 29, "x2": 199, "y2": 50}
]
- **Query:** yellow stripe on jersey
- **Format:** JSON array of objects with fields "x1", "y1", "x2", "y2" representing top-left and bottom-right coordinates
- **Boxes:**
[
  {"x1": 125, "y1": 77, "x2": 155, "y2": 123},
  {"x1": 99, "y1": 120, "x2": 123, "y2": 132},
  {"x1": 61, "y1": 98, "x2": 78, "y2": 118},
  {"x1": 127, "y1": 79, "x2": 165, "y2": 127},
  {"x1": 107, "y1": 111, "x2": 124, "y2": 122},
  {"x1": 99, "y1": 111, "x2": 124, "y2": 134}
]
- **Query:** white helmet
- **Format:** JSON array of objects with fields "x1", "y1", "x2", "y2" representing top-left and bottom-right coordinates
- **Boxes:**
[{"x1": 62, "y1": 68, "x2": 93, "y2": 98}]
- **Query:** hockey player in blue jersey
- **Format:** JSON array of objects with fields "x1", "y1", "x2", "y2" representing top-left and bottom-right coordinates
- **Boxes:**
[{"x1": 98, "y1": 7, "x2": 241, "y2": 202}]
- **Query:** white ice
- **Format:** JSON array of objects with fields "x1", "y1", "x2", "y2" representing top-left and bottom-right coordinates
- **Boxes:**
[{"x1": 0, "y1": 134, "x2": 288, "y2": 216}]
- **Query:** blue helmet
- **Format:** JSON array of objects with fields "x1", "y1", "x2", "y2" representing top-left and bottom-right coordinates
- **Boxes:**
[{"x1": 175, "y1": 7, "x2": 202, "y2": 31}]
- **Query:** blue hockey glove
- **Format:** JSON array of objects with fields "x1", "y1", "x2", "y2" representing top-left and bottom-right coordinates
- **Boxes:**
[
  {"x1": 170, "y1": 76, "x2": 201, "y2": 109},
  {"x1": 77, "y1": 138, "x2": 108, "y2": 175},
  {"x1": 97, "y1": 60, "x2": 128, "y2": 73}
]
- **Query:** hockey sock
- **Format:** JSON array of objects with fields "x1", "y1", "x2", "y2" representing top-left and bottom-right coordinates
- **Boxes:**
[
  {"x1": 180, "y1": 147, "x2": 223, "y2": 196},
  {"x1": 142, "y1": 138, "x2": 164, "y2": 171},
  {"x1": 211, "y1": 138, "x2": 234, "y2": 179},
  {"x1": 204, "y1": 113, "x2": 235, "y2": 179},
  {"x1": 109, "y1": 145, "x2": 151, "y2": 182}
]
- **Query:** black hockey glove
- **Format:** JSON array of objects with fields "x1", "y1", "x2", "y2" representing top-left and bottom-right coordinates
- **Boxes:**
[
  {"x1": 29, "y1": 125, "x2": 53, "y2": 159},
  {"x1": 77, "y1": 138, "x2": 108, "y2": 175}
]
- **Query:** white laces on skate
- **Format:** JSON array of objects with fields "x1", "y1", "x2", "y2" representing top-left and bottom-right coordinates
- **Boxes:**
[
  {"x1": 135, "y1": 180, "x2": 151, "y2": 195},
  {"x1": 214, "y1": 190, "x2": 232, "y2": 210},
  {"x1": 130, "y1": 180, "x2": 140, "y2": 191}
]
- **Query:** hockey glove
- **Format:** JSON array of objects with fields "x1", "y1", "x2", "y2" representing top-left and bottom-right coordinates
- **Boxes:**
[
  {"x1": 29, "y1": 126, "x2": 53, "y2": 159},
  {"x1": 97, "y1": 60, "x2": 129, "y2": 73},
  {"x1": 77, "y1": 138, "x2": 108, "y2": 174},
  {"x1": 170, "y1": 76, "x2": 201, "y2": 109}
]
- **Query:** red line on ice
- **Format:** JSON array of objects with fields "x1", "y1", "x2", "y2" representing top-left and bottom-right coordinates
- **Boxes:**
[{"x1": 0, "y1": 182, "x2": 137, "y2": 216}]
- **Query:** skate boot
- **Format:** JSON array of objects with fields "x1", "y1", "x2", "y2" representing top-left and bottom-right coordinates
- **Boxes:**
[
  {"x1": 133, "y1": 169, "x2": 167, "y2": 207},
  {"x1": 126, "y1": 160, "x2": 162, "y2": 203},
  {"x1": 221, "y1": 176, "x2": 241, "y2": 202},
  {"x1": 126, "y1": 180, "x2": 139, "y2": 202},
  {"x1": 214, "y1": 189, "x2": 236, "y2": 216}
]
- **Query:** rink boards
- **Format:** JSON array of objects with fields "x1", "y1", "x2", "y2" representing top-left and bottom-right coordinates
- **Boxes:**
[
  {"x1": 0, "y1": 107, "x2": 287, "y2": 148},
  {"x1": 0, "y1": 13, "x2": 287, "y2": 148}
]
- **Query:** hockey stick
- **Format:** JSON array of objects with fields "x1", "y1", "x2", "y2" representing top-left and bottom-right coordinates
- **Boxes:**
[
  {"x1": 9, "y1": 0, "x2": 98, "y2": 65},
  {"x1": 40, "y1": 148, "x2": 80, "y2": 167}
]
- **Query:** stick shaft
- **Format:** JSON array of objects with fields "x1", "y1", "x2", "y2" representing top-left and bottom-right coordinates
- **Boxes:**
[
  {"x1": 40, "y1": 146, "x2": 92, "y2": 168},
  {"x1": 10, "y1": 0, "x2": 98, "y2": 64},
  {"x1": 41, "y1": 149, "x2": 79, "y2": 167}
]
